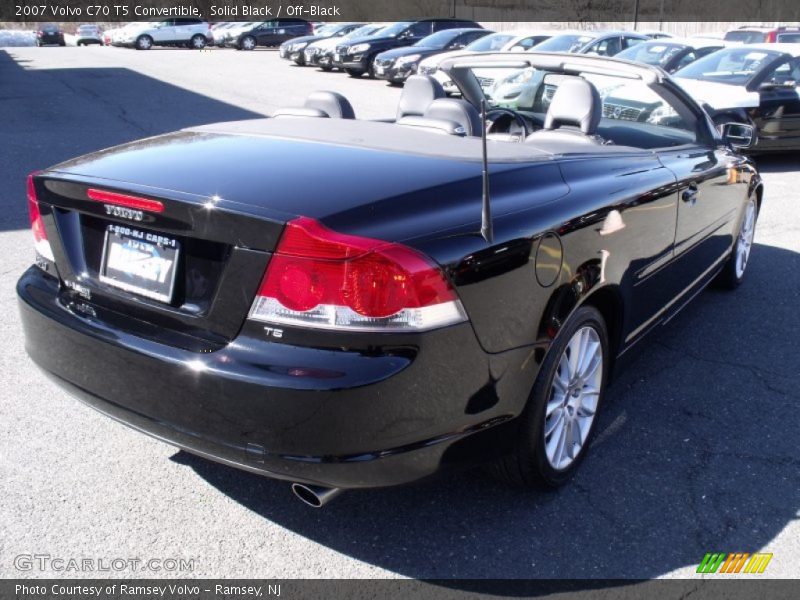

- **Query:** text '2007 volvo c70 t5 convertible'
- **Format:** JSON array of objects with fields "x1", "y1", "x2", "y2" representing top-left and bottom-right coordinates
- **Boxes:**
[{"x1": 18, "y1": 53, "x2": 761, "y2": 507}]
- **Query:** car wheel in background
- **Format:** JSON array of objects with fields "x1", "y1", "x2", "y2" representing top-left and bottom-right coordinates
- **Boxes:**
[
  {"x1": 320, "y1": 64, "x2": 333, "y2": 71},
  {"x1": 240, "y1": 36, "x2": 256, "y2": 51},
  {"x1": 135, "y1": 35, "x2": 153, "y2": 50},
  {"x1": 190, "y1": 34, "x2": 207, "y2": 50},
  {"x1": 717, "y1": 195, "x2": 758, "y2": 289},
  {"x1": 345, "y1": 68, "x2": 364, "y2": 78},
  {"x1": 492, "y1": 306, "x2": 610, "y2": 488}
]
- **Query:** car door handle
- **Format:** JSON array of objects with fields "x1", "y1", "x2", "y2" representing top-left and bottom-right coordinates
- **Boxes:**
[{"x1": 682, "y1": 185, "x2": 699, "y2": 203}]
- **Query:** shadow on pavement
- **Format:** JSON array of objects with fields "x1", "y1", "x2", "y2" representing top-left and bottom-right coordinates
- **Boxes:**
[
  {"x1": 174, "y1": 242, "x2": 800, "y2": 583},
  {"x1": 0, "y1": 49, "x2": 263, "y2": 233}
]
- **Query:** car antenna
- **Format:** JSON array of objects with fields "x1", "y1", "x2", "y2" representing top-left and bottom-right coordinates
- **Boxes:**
[{"x1": 480, "y1": 98, "x2": 494, "y2": 244}]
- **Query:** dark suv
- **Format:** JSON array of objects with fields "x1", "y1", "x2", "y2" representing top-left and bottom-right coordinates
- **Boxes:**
[
  {"x1": 229, "y1": 19, "x2": 313, "y2": 50},
  {"x1": 332, "y1": 19, "x2": 482, "y2": 78},
  {"x1": 35, "y1": 24, "x2": 65, "y2": 47}
]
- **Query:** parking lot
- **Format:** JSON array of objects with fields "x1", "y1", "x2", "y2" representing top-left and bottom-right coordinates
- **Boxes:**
[{"x1": 1, "y1": 45, "x2": 798, "y2": 580}]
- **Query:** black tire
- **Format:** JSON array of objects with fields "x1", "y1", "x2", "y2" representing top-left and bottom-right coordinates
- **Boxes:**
[
  {"x1": 320, "y1": 64, "x2": 333, "y2": 72},
  {"x1": 135, "y1": 35, "x2": 153, "y2": 50},
  {"x1": 345, "y1": 68, "x2": 364, "y2": 78},
  {"x1": 239, "y1": 36, "x2": 256, "y2": 51},
  {"x1": 492, "y1": 305, "x2": 610, "y2": 489},
  {"x1": 190, "y1": 34, "x2": 207, "y2": 50},
  {"x1": 716, "y1": 195, "x2": 758, "y2": 289}
]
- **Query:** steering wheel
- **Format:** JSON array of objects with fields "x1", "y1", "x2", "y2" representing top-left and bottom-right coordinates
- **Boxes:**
[{"x1": 485, "y1": 108, "x2": 530, "y2": 142}]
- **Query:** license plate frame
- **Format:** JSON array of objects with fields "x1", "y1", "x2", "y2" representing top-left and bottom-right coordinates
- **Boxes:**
[{"x1": 99, "y1": 224, "x2": 181, "y2": 303}]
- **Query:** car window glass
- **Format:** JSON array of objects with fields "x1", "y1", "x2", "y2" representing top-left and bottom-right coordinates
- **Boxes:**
[
  {"x1": 675, "y1": 48, "x2": 781, "y2": 85},
  {"x1": 761, "y1": 58, "x2": 800, "y2": 85},
  {"x1": 624, "y1": 36, "x2": 645, "y2": 49},
  {"x1": 466, "y1": 32, "x2": 513, "y2": 51},
  {"x1": 587, "y1": 37, "x2": 621, "y2": 56},
  {"x1": 674, "y1": 51, "x2": 697, "y2": 70},
  {"x1": 408, "y1": 22, "x2": 432, "y2": 37},
  {"x1": 776, "y1": 33, "x2": 800, "y2": 43},
  {"x1": 484, "y1": 68, "x2": 697, "y2": 147},
  {"x1": 723, "y1": 31, "x2": 767, "y2": 43}
]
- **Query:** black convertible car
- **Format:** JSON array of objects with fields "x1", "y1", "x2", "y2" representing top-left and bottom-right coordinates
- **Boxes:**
[{"x1": 19, "y1": 54, "x2": 761, "y2": 507}]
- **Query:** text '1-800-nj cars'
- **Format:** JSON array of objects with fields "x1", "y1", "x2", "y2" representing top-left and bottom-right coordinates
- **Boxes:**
[{"x1": 18, "y1": 53, "x2": 761, "y2": 507}]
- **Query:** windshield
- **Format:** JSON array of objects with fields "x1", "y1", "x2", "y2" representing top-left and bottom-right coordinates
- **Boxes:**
[
  {"x1": 674, "y1": 47, "x2": 781, "y2": 85},
  {"x1": 314, "y1": 24, "x2": 339, "y2": 36},
  {"x1": 466, "y1": 32, "x2": 514, "y2": 51},
  {"x1": 414, "y1": 29, "x2": 461, "y2": 48},
  {"x1": 534, "y1": 34, "x2": 595, "y2": 53},
  {"x1": 347, "y1": 24, "x2": 384, "y2": 38},
  {"x1": 376, "y1": 22, "x2": 413, "y2": 38},
  {"x1": 616, "y1": 42, "x2": 687, "y2": 66},
  {"x1": 723, "y1": 30, "x2": 767, "y2": 43}
]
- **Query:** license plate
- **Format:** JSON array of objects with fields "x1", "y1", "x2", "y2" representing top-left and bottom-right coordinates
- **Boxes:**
[
  {"x1": 334, "y1": 53, "x2": 340, "y2": 62},
  {"x1": 99, "y1": 224, "x2": 180, "y2": 303},
  {"x1": 279, "y1": 48, "x2": 286, "y2": 57},
  {"x1": 376, "y1": 65, "x2": 385, "y2": 75}
]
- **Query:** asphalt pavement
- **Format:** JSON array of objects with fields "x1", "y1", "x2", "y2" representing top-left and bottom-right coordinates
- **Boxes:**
[{"x1": 0, "y1": 46, "x2": 798, "y2": 581}]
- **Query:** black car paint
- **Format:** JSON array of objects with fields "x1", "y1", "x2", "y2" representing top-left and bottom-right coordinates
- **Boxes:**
[
  {"x1": 281, "y1": 24, "x2": 364, "y2": 65},
  {"x1": 333, "y1": 19, "x2": 480, "y2": 75},
  {"x1": 745, "y1": 55, "x2": 800, "y2": 152},
  {"x1": 18, "y1": 69, "x2": 762, "y2": 490},
  {"x1": 231, "y1": 19, "x2": 312, "y2": 49},
  {"x1": 36, "y1": 25, "x2": 65, "y2": 46}
]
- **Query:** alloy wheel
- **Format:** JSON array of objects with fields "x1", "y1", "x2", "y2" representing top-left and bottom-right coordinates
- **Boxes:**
[
  {"x1": 544, "y1": 326, "x2": 603, "y2": 470},
  {"x1": 735, "y1": 199, "x2": 756, "y2": 279}
]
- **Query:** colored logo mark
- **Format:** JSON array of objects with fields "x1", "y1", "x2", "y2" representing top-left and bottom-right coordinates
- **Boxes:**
[{"x1": 697, "y1": 552, "x2": 773, "y2": 574}]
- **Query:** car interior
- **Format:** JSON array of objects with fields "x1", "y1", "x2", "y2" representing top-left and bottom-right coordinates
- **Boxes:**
[{"x1": 273, "y1": 73, "x2": 700, "y2": 151}]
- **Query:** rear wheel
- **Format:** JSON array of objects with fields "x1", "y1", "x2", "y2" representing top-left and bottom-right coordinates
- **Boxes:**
[
  {"x1": 493, "y1": 306, "x2": 609, "y2": 488},
  {"x1": 190, "y1": 34, "x2": 206, "y2": 50},
  {"x1": 239, "y1": 36, "x2": 256, "y2": 51},
  {"x1": 135, "y1": 35, "x2": 153, "y2": 50},
  {"x1": 717, "y1": 195, "x2": 757, "y2": 289}
]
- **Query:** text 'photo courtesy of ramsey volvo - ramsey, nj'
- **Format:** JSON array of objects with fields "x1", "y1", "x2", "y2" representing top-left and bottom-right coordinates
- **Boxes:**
[{"x1": 18, "y1": 51, "x2": 763, "y2": 508}]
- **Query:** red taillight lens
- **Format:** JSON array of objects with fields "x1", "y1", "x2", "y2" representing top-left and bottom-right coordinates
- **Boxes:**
[
  {"x1": 249, "y1": 217, "x2": 466, "y2": 331},
  {"x1": 87, "y1": 188, "x2": 164, "y2": 213},
  {"x1": 766, "y1": 32, "x2": 777, "y2": 43},
  {"x1": 27, "y1": 172, "x2": 54, "y2": 262}
]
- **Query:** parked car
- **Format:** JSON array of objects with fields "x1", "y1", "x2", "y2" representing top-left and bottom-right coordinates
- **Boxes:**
[
  {"x1": 227, "y1": 19, "x2": 313, "y2": 50},
  {"x1": 118, "y1": 18, "x2": 211, "y2": 50},
  {"x1": 212, "y1": 21, "x2": 258, "y2": 47},
  {"x1": 35, "y1": 24, "x2": 65, "y2": 47},
  {"x1": 615, "y1": 37, "x2": 730, "y2": 73},
  {"x1": 307, "y1": 24, "x2": 387, "y2": 70},
  {"x1": 332, "y1": 19, "x2": 482, "y2": 78},
  {"x1": 279, "y1": 22, "x2": 364, "y2": 65},
  {"x1": 75, "y1": 24, "x2": 103, "y2": 46},
  {"x1": 19, "y1": 53, "x2": 762, "y2": 507},
  {"x1": 373, "y1": 28, "x2": 491, "y2": 84},
  {"x1": 724, "y1": 26, "x2": 800, "y2": 44},
  {"x1": 674, "y1": 44, "x2": 800, "y2": 152},
  {"x1": 533, "y1": 30, "x2": 649, "y2": 56},
  {"x1": 418, "y1": 30, "x2": 554, "y2": 93}
]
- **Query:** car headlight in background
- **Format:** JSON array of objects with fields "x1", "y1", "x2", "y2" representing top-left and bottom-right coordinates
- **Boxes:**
[
  {"x1": 349, "y1": 43, "x2": 370, "y2": 53},
  {"x1": 291, "y1": 41, "x2": 308, "y2": 51},
  {"x1": 395, "y1": 54, "x2": 422, "y2": 67}
]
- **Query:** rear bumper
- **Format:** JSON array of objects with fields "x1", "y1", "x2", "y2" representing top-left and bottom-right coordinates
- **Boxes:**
[{"x1": 18, "y1": 266, "x2": 518, "y2": 489}]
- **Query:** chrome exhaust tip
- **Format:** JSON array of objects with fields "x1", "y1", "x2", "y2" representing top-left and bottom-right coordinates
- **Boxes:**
[{"x1": 291, "y1": 483, "x2": 343, "y2": 508}]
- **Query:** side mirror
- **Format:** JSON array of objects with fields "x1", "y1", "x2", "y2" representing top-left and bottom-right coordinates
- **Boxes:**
[{"x1": 721, "y1": 122, "x2": 755, "y2": 149}]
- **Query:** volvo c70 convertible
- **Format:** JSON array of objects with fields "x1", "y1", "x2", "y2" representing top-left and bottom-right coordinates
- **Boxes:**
[{"x1": 18, "y1": 53, "x2": 762, "y2": 507}]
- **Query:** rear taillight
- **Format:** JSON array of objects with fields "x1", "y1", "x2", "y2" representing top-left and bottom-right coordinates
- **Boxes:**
[
  {"x1": 766, "y1": 31, "x2": 777, "y2": 43},
  {"x1": 27, "y1": 173, "x2": 54, "y2": 262},
  {"x1": 249, "y1": 217, "x2": 467, "y2": 331}
]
